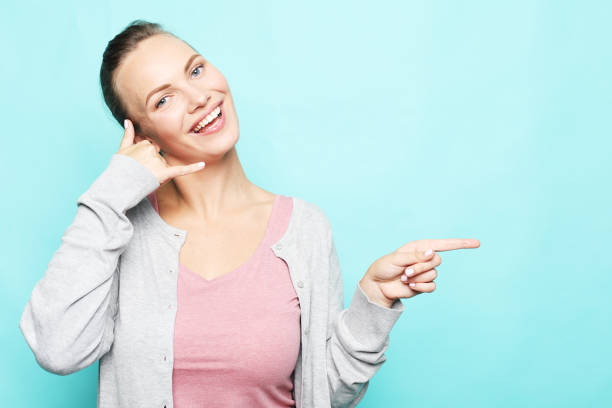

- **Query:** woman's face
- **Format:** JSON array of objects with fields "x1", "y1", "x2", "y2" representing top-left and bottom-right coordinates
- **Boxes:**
[{"x1": 114, "y1": 33, "x2": 239, "y2": 163}]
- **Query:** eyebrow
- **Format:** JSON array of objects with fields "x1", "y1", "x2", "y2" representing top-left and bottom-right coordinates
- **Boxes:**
[{"x1": 144, "y1": 53, "x2": 201, "y2": 107}]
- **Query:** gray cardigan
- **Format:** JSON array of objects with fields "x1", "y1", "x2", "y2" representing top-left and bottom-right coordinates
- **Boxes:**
[{"x1": 19, "y1": 153, "x2": 405, "y2": 408}]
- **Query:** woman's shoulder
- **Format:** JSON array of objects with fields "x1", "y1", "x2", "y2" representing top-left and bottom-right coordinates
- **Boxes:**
[{"x1": 285, "y1": 195, "x2": 333, "y2": 234}]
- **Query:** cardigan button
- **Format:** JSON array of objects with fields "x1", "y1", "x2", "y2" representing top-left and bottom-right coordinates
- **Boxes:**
[{"x1": 297, "y1": 280, "x2": 304, "y2": 288}]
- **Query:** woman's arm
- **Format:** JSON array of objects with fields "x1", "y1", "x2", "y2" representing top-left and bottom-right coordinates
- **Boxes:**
[
  {"x1": 326, "y1": 229, "x2": 405, "y2": 407},
  {"x1": 18, "y1": 153, "x2": 160, "y2": 375}
]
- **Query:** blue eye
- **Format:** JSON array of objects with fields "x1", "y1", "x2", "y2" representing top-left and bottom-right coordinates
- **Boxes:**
[
  {"x1": 155, "y1": 96, "x2": 167, "y2": 109},
  {"x1": 192, "y1": 63, "x2": 204, "y2": 77}
]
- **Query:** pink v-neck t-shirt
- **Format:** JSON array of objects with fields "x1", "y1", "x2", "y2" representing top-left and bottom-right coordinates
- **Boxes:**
[{"x1": 146, "y1": 192, "x2": 300, "y2": 407}]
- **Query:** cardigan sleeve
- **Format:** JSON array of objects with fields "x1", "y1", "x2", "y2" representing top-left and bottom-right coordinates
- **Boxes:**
[
  {"x1": 326, "y1": 226, "x2": 405, "y2": 407},
  {"x1": 18, "y1": 154, "x2": 160, "y2": 375}
]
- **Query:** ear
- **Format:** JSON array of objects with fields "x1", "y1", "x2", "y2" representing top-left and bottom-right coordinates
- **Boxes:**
[
  {"x1": 133, "y1": 132, "x2": 162, "y2": 155},
  {"x1": 129, "y1": 122, "x2": 146, "y2": 144},
  {"x1": 133, "y1": 129, "x2": 152, "y2": 145}
]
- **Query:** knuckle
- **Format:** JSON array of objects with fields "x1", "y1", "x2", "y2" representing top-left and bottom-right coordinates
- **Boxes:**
[
  {"x1": 392, "y1": 250, "x2": 403, "y2": 263},
  {"x1": 413, "y1": 248, "x2": 421, "y2": 260}
]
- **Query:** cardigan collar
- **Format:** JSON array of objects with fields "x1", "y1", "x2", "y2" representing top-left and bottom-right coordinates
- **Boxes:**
[{"x1": 138, "y1": 194, "x2": 303, "y2": 259}]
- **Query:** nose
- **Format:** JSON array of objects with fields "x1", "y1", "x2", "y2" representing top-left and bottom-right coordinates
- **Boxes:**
[{"x1": 187, "y1": 90, "x2": 211, "y2": 113}]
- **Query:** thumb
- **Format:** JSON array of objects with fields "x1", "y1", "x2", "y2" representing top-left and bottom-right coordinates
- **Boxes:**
[
  {"x1": 419, "y1": 248, "x2": 435, "y2": 261},
  {"x1": 119, "y1": 119, "x2": 135, "y2": 149}
]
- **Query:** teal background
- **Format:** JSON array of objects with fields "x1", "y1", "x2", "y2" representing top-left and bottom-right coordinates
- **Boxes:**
[{"x1": 3, "y1": 0, "x2": 611, "y2": 407}]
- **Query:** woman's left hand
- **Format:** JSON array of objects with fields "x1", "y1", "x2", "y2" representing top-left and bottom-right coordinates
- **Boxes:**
[{"x1": 359, "y1": 239, "x2": 481, "y2": 308}]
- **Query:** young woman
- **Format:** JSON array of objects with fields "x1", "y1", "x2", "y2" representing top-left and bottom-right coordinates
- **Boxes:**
[{"x1": 19, "y1": 20, "x2": 480, "y2": 408}]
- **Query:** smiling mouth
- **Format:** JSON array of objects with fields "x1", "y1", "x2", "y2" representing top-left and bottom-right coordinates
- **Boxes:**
[
  {"x1": 192, "y1": 105, "x2": 223, "y2": 133},
  {"x1": 191, "y1": 104, "x2": 225, "y2": 135}
]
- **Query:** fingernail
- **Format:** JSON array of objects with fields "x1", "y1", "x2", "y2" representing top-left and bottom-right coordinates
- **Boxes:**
[
  {"x1": 400, "y1": 274, "x2": 407, "y2": 282},
  {"x1": 424, "y1": 248, "x2": 433, "y2": 256},
  {"x1": 405, "y1": 268, "x2": 414, "y2": 277},
  {"x1": 124, "y1": 119, "x2": 127, "y2": 128},
  {"x1": 197, "y1": 162, "x2": 206, "y2": 167},
  {"x1": 409, "y1": 282, "x2": 416, "y2": 288}
]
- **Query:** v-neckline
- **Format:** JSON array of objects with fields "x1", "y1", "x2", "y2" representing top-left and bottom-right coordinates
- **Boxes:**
[{"x1": 178, "y1": 193, "x2": 281, "y2": 285}]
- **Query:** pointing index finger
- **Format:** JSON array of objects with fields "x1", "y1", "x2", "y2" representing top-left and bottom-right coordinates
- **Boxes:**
[{"x1": 418, "y1": 239, "x2": 480, "y2": 252}]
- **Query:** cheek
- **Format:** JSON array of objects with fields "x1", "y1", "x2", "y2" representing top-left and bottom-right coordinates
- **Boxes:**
[
  {"x1": 208, "y1": 68, "x2": 230, "y2": 90},
  {"x1": 156, "y1": 104, "x2": 186, "y2": 129}
]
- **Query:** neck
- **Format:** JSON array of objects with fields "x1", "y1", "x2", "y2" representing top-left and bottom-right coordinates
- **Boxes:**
[{"x1": 158, "y1": 146, "x2": 261, "y2": 221}]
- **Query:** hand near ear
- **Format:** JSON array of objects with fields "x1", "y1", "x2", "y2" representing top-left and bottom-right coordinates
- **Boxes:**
[{"x1": 117, "y1": 119, "x2": 206, "y2": 187}]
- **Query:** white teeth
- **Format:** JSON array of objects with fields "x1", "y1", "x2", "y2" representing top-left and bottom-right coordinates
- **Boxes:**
[{"x1": 193, "y1": 106, "x2": 221, "y2": 132}]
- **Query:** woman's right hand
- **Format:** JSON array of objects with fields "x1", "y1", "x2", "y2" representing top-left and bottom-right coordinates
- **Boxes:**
[{"x1": 116, "y1": 119, "x2": 206, "y2": 187}]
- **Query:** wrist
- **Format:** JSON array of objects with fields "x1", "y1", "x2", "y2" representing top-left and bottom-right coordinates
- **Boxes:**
[{"x1": 359, "y1": 278, "x2": 395, "y2": 309}]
